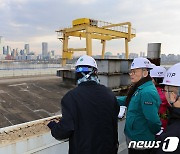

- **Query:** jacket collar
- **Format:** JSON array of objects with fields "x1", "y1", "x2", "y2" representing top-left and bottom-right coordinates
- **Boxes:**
[
  {"x1": 78, "y1": 81, "x2": 98, "y2": 86},
  {"x1": 137, "y1": 81, "x2": 153, "y2": 90}
]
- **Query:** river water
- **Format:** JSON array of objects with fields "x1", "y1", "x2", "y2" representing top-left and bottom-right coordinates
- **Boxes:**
[{"x1": 0, "y1": 62, "x2": 61, "y2": 78}]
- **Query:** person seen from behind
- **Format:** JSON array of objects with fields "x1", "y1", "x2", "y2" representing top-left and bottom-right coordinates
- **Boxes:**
[{"x1": 47, "y1": 55, "x2": 120, "y2": 154}]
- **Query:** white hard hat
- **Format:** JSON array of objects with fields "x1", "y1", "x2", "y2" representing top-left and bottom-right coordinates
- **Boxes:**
[
  {"x1": 151, "y1": 63, "x2": 156, "y2": 68},
  {"x1": 162, "y1": 63, "x2": 180, "y2": 86},
  {"x1": 150, "y1": 66, "x2": 166, "y2": 78},
  {"x1": 75, "y1": 55, "x2": 98, "y2": 69},
  {"x1": 131, "y1": 57, "x2": 153, "y2": 70}
]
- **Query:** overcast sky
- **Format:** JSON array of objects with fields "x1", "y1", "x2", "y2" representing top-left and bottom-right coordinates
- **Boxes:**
[{"x1": 1, "y1": 0, "x2": 180, "y2": 56}]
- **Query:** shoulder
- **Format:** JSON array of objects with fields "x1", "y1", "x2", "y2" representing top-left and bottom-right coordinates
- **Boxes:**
[
  {"x1": 61, "y1": 88, "x2": 77, "y2": 103},
  {"x1": 140, "y1": 81, "x2": 158, "y2": 95}
]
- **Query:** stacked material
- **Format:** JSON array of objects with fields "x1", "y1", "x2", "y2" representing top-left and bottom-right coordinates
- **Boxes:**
[{"x1": 96, "y1": 59, "x2": 132, "y2": 89}]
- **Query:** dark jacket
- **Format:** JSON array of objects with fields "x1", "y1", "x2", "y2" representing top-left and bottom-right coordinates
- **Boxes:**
[
  {"x1": 48, "y1": 81, "x2": 119, "y2": 154},
  {"x1": 154, "y1": 107, "x2": 180, "y2": 154}
]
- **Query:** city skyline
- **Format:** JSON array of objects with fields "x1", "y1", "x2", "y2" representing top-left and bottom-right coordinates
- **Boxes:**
[{"x1": 1, "y1": 0, "x2": 180, "y2": 56}]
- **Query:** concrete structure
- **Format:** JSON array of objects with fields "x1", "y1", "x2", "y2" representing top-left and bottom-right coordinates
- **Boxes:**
[
  {"x1": 147, "y1": 43, "x2": 161, "y2": 66},
  {"x1": 0, "y1": 116, "x2": 127, "y2": 154},
  {"x1": 57, "y1": 59, "x2": 132, "y2": 89}
]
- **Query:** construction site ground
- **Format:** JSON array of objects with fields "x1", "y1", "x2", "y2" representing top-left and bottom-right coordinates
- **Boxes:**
[{"x1": 0, "y1": 75, "x2": 75, "y2": 128}]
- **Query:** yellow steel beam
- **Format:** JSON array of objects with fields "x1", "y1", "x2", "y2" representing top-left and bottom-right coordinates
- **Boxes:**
[
  {"x1": 68, "y1": 48, "x2": 86, "y2": 51},
  {"x1": 128, "y1": 23, "x2": 131, "y2": 41},
  {"x1": 59, "y1": 25, "x2": 86, "y2": 33},
  {"x1": 111, "y1": 34, "x2": 136, "y2": 40},
  {"x1": 86, "y1": 27, "x2": 92, "y2": 56},
  {"x1": 66, "y1": 31, "x2": 112, "y2": 40},
  {"x1": 58, "y1": 25, "x2": 135, "y2": 39},
  {"x1": 101, "y1": 22, "x2": 131, "y2": 29},
  {"x1": 101, "y1": 40, "x2": 106, "y2": 59},
  {"x1": 125, "y1": 38, "x2": 129, "y2": 59},
  {"x1": 62, "y1": 34, "x2": 68, "y2": 66},
  {"x1": 87, "y1": 26, "x2": 134, "y2": 38}
]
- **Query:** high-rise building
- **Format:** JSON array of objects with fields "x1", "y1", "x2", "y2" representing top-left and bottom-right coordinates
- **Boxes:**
[
  {"x1": 129, "y1": 53, "x2": 138, "y2": 59},
  {"x1": 140, "y1": 51, "x2": 145, "y2": 57},
  {"x1": 42, "y1": 42, "x2": 48, "y2": 59},
  {"x1": 3, "y1": 46, "x2": 7, "y2": 55},
  {"x1": 0, "y1": 36, "x2": 5, "y2": 55},
  {"x1": 7, "y1": 46, "x2": 11, "y2": 55},
  {"x1": 51, "y1": 50, "x2": 55, "y2": 57},
  {"x1": 24, "y1": 44, "x2": 30, "y2": 55}
]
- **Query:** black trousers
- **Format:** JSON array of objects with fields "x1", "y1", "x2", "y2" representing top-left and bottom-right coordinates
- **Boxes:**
[{"x1": 128, "y1": 148, "x2": 153, "y2": 154}]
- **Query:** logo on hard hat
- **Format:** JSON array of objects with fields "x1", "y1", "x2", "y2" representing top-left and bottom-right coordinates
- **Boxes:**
[
  {"x1": 167, "y1": 73, "x2": 176, "y2": 78},
  {"x1": 158, "y1": 72, "x2": 163, "y2": 74},
  {"x1": 80, "y1": 58, "x2": 84, "y2": 61},
  {"x1": 166, "y1": 80, "x2": 171, "y2": 83},
  {"x1": 144, "y1": 61, "x2": 150, "y2": 64},
  {"x1": 131, "y1": 63, "x2": 134, "y2": 66}
]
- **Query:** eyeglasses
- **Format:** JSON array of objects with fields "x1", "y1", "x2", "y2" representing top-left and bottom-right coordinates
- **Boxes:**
[
  {"x1": 129, "y1": 70, "x2": 136, "y2": 75},
  {"x1": 128, "y1": 69, "x2": 145, "y2": 75}
]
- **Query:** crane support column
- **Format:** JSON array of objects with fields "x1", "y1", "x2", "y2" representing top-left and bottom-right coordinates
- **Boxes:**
[
  {"x1": 101, "y1": 40, "x2": 106, "y2": 59},
  {"x1": 125, "y1": 38, "x2": 129, "y2": 59},
  {"x1": 86, "y1": 32, "x2": 92, "y2": 56},
  {"x1": 62, "y1": 35, "x2": 68, "y2": 66}
]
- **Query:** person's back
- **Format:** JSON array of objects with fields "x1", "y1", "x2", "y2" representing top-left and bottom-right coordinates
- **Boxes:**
[
  {"x1": 64, "y1": 81, "x2": 119, "y2": 154},
  {"x1": 47, "y1": 55, "x2": 119, "y2": 154}
]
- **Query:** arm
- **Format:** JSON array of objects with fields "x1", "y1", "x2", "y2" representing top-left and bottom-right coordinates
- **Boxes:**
[
  {"x1": 48, "y1": 93, "x2": 74, "y2": 140},
  {"x1": 141, "y1": 91, "x2": 161, "y2": 134},
  {"x1": 116, "y1": 96, "x2": 127, "y2": 106}
]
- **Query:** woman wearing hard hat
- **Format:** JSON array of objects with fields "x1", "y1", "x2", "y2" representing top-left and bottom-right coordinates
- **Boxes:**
[
  {"x1": 150, "y1": 66, "x2": 170, "y2": 131},
  {"x1": 154, "y1": 63, "x2": 180, "y2": 154},
  {"x1": 117, "y1": 57, "x2": 161, "y2": 154}
]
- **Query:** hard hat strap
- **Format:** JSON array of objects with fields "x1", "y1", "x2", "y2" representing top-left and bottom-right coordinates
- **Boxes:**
[{"x1": 77, "y1": 70, "x2": 99, "y2": 85}]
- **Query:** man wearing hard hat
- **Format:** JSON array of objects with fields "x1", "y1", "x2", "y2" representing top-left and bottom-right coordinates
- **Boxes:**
[
  {"x1": 117, "y1": 57, "x2": 161, "y2": 154},
  {"x1": 47, "y1": 55, "x2": 119, "y2": 154},
  {"x1": 154, "y1": 63, "x2": 180, "y2": 154}
]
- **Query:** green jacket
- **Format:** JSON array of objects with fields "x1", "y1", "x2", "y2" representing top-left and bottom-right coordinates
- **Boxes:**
[{"x1": 117, "y1": 81, "x2": 161, "y2": 141}]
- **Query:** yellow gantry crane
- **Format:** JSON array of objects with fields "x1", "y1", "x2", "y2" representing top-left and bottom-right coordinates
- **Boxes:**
[{"x1": 56, "y1": 18, "x2": 136, "y2": 66}]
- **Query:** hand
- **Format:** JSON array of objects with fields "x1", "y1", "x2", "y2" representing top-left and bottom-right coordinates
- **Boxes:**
[
  {"x1": 118, "y1": 106, "x2": 127, "y2": 119},
  {"x1": 156, "y1": 127, "x2": 164, "y2": 136}
]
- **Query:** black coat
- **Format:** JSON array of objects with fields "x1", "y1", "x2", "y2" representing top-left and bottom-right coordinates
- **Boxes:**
[
  {"x1": 154, "y1": 107, "x2": 180, "y2": 154},
  {"x1": 48, "y1": 81, "x2": 120, "y2": 154}
]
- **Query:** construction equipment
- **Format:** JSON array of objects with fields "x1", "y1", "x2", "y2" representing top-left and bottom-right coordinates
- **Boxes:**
[{"x1": 56, "y1": 18, "x2": 136, "y2": 66}]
